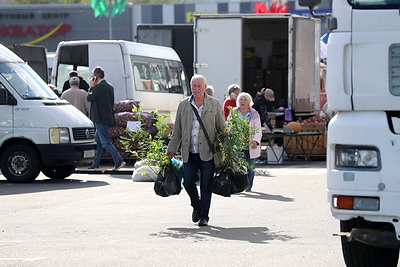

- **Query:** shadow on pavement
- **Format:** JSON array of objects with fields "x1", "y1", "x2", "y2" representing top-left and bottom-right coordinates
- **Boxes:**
[
  {"x1": 234, "y1": 191, "x2": 294, "y2": 202},
  {"x1": 152, "y1": 225, "x2": 295, "y2": 243},
  {"x1": 0, "y1": 178, "x2": 109, "y2": 196}
]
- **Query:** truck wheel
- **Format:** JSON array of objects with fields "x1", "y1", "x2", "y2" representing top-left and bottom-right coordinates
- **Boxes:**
[
  {"x1": 41, "y1": 165, "x2": 76, "y2": 179},
  {"x1": 0, "y1": 144, "x2": 42, "y2": 183},
  {"x1": 340, "y1": 218, "x2": 399, "y2": 267}
]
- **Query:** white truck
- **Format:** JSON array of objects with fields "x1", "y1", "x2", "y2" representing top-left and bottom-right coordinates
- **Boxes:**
[
  {"x1": 193, "y1": 14, "x2": 321, "y2": 116},
  {"x1": 300, "y1": 0, "x2": 400, "y2": 265},
  {"x1": 0, "y1": 44, "x2": 96, "y2": 183}
]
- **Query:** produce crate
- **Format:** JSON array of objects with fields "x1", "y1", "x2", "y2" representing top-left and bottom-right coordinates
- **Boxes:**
[{"x1": 284, "y1": 124, "x2": 327, "y2": 159}]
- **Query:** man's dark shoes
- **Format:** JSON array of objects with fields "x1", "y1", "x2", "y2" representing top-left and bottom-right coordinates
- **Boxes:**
[
  {"x1": 113, "y1": 161, "x2": 126, "y2": 171},
  {"x1": 88, "y1": 165, "x2": 98, "y2": 169},
  {"x1": 192, "y1": 208, "x2": 199, "y2": 223},
  {"x1": 198, "y1": 219, "x2": 208, "y2": 227}
]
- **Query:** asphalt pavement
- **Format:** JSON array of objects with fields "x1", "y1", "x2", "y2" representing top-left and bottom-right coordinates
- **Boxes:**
[{"x1": 0, "y1": 160, "x2": 345, "y2": 267}]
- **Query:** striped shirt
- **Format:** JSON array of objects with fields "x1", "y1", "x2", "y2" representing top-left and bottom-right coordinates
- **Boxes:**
[{"x1": 189, "y1": 97, "x2": 204, "y2": 154}]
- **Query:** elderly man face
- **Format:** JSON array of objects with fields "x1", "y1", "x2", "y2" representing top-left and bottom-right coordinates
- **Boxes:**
[{"x1": 191, "y1": 76, "x2": 207, "y2": 98}]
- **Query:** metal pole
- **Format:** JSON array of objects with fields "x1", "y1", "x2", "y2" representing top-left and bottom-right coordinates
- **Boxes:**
[{"x1": 109, "y1": 0, "x2": 112, "y2": 39}]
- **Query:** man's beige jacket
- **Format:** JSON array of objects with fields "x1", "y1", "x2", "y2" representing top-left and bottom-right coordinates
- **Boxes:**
[{"x1": 168, "y1": 94, "x2": 225, "y2": 163}]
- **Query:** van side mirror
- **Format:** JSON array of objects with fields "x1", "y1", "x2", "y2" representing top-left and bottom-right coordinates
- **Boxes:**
[{"x1": 0, "y1": 88, "x2": 17, "y2": 105}]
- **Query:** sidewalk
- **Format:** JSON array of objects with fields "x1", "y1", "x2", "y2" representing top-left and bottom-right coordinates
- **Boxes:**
[{"x1": 74, "y1": 159, "x2": 326, "y2": 176}]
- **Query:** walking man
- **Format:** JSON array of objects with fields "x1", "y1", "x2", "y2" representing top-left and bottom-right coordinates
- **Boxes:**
[
  {"x1": 87, "y1": 66, "x2": 126, "y2": 171},
  {"x1": 167, "y1": 74, "x2": 225, "y2": 226}
]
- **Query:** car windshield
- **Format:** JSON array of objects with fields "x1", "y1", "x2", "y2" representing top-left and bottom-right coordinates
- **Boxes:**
[
  {"x1": 0, "y1": 62, "x2": 57, "y2": 100},
  {"x1": 348, "y1": 0, "x2": 400, "y2": 9}
]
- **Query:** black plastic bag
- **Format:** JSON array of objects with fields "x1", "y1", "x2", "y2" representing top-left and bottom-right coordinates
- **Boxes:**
[
  {"x1": 154, "y1": 162, "x2": 182, "y2": 197},
  {"x1": 211, "y1": 169, "x2": 232, "y2": 197},
  {"x1": 230, "y1": 170, "x2": 248, "y2": 194}
]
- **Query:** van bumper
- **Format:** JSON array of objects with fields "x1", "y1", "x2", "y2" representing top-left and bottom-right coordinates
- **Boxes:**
[{"x1": 37, "y1": 142, "x2": 97, "y2": 166}]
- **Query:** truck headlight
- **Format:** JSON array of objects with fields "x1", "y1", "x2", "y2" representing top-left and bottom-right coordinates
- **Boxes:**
[
  {"x1": 336, "y1": 146, "x2": 379, "y2": 168},
  {"x1": 50, "y1": 128, "x2": 71, "y2": 144}
]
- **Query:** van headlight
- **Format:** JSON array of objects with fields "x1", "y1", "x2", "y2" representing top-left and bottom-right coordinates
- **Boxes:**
[
  {"x1": 49, "y1": 128, "x2": 71, "y2": 144},
  {"x1": 336, "y1": 145, "x2": 379, "y2": 168}
]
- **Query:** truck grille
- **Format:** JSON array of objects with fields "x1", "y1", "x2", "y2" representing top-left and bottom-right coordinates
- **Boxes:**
[
  {"x1": 390, "y1": 44, "x2": 400, "y2": 95},
  {"x1": 72, "y1": 127, "x2": 95, "y2": 141}
]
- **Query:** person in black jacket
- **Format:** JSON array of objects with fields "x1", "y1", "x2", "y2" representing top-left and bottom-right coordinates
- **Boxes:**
[
  {"x1": 87, "y1": 66, "x2": 126, "y2": 171},
  {"x1": 62, "y1": 70, "x2": 90, "y2": 93},
  {"x1": 252, "y1": 88, "x2": 275, "y2": 131}
]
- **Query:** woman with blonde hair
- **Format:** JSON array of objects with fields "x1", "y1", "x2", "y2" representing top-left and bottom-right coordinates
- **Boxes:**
[{"x1": 234, "y1": 92, "x2": 262, "y2": 192}]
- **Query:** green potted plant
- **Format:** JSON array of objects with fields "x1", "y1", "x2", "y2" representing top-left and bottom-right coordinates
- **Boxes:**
[
  {"x1": 120, "y1": 104, "x2": 182, "y2": 196},
  {"x1": 120, "y1": 104, "x2": 174, "y2": 173},
  {"x1": 216, "y1": 106, "x2": 257, "y2": 193}
]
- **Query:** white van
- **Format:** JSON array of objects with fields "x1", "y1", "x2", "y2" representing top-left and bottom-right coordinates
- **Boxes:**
[
  {"x1": 51, "y1": 40, "x2": 190, "y2": 121},
  {"x1": 0, "y1": 44, "x2": 96, "y2": 183}
]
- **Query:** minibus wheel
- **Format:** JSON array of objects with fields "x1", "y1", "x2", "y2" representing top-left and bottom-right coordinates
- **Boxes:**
[
  {"x1": 0, "y1": 143, "x2": 42, "y2": 183},
  {"x1": 41, "y1": 165, "x2": 76, "y2": 179},
  {"x1": 340, "y1": 218, "x2": 399, "y2": 267}
]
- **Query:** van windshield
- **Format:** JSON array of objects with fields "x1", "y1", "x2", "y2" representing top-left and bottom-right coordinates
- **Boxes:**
[{"x1": 0, "y1": 62, "x2": 57, "y2": 100}]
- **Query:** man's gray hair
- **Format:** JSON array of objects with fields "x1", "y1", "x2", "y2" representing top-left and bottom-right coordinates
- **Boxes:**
[
  {"x1": 190, "y1": 74, "x2": 207, "y2": 85},
  {"x1": 69, "y1": 76, "x2": 80, "y2": 86}
]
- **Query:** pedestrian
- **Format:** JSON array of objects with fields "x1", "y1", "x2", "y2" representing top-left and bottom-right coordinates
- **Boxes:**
[
  {"x1": 166, "y1": 74, "x2": 225, "y2": 227},
  {"x1": 252, "y1": 87, "x2": 275, "y2": 130},
  {"x1": 223, "y1": 84, "x2": 241, "y2": 119},
  {"x1": 87, "y1": 66, "x2": 126, "y2": 171},
  {"x1": 62, "y1": 70, "x2": 90, "y2": 93},
  {"x1": 61, "y1": 76, "x2": 91, "y2": 117},
  {"x1": 205, "y1": 85, "x2": 214, "y2": 96},
  {"x1": 233, "y1": 92, "x2": 262, "y2": 192}
]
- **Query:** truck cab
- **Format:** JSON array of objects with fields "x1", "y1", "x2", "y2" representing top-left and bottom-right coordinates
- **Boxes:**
[{"x1": 300, "y1": 0, "x2": 400, "y2": 265}]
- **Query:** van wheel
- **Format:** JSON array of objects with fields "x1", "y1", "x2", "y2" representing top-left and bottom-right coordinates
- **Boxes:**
[
  {"x1": 42, "y1": 165, "x2": 76, "y2": 179},
  {"x1": 0, "y1": 144, "x2": 42, "y2": 183},
  {"x1": 340, "y1": 218, "x2": 399, "y2": 267}
]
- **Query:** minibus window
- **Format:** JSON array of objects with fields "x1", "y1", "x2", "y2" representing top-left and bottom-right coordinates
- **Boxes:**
[
  {"x1": 56, "y1": 64, "x2": 90, "y2": 89},
  {"x1": 133, "y1": 62, "x2": 151, "y2": 91},
  {"x1": 132, "y1": 55, "x2": 189, "y2": 95},
  {"x1": 150, "y1": 63, "x2": 168, "y2": 92},
  {"x1": 167, "y1": 60, "x2": 189, "y2": 95}
]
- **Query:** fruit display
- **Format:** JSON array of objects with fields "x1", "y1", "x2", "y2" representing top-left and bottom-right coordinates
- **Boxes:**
[{"x1": 300, "y1": 115, "x2": 327, "y2": 125}]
